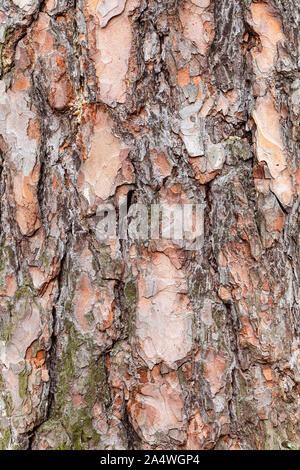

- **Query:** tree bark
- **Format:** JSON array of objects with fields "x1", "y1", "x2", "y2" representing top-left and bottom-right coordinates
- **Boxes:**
[{"x1": 0, "y1": 0, "x2": 299, "y2": 450}]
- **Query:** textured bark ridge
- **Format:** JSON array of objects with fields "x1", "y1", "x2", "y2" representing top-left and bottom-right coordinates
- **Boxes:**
[{"x1": 0, "y1": 0, "x2": 300, "y2": 450}]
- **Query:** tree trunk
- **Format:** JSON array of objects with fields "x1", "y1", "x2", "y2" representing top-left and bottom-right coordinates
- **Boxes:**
[{"x1": 0, "y1": 0, "x2": 299, "y2": 450}]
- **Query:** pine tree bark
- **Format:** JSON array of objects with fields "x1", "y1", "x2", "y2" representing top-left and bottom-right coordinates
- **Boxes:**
[{"x1": 0, "y1": 0, "x2": 299, "y2": 450}]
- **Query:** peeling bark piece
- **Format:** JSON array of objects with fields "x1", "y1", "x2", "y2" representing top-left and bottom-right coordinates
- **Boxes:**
[
  {"x1": 204, "y1": 348, "x2": 227, "y2": 397},
  {"x1": 12, "y1": 0, "x2": 39, "y2": 13},
  {"x1": 179, "y1": 100, "x2": 204, "y2": 156},
  {"x1": 13, "y1": 170, "x2": 41, "y2": 236},
  {"x1": 97, "y1": 0, "x2": 127, "y2": 28},
  {"x1": 0, "y1": 82, "x2": 38, "y2": 175},
  {"x1": 83, "y1": 129, "x2": 123, "y2": 200},
  {"x1": 253, "y1": 94, "x2": 294, "y2": 207},
  {"x1": 191, "y1": 0, "x2": 210, "y2": 7},
  {"x1": 250, "y1": 2, "x2": 285, "y2": 73},
  {"x1": 0, "y1": 82, "x2": 41, "y2": 235},
  {"x1": 88, "y1": 0, "x2": 139, "y2": 104},
  {"x1": 185, "y1": 412, "x2": 213, "y2": 450},
  {"x1": 136, "y1": 252, "x2": 193, "y2": 368},
  {"x1": 128, "y1": 370, "x2": 185, "y2": 445},
  {"x1": 81, "y1": 110, "x2": 131, "y2": 201},
  {"x1": 253, "y1": 96, "x2": 286, "y2": 178},
  {"x1": 179, "y1": 1, "x2": 214, "y2": 56},
  {"x1": 206, "y1": 142, "x2": 225, "y2": 172}
]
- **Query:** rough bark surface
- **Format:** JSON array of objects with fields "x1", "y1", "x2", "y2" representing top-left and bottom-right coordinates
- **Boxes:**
[{"x1": 0, "y1": 0, "x2": 300, "y2": 450}]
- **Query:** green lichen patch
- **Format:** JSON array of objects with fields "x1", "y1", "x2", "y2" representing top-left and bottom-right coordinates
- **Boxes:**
[
  {"x1": 39, "y1": 320, "x2": 108, "y2": 449},
  {"x1": 0, "y1": 26, "x2": 13, "y2": 77},
  {"x1": 0, "y1": 428, "x2": 10, "y2": 450},
  {"x1": 225, "y1": 137, "x2": 252, "y2": 166},
  {"x1": 98, "y1": 246, "x2": 123, "y2": 280},
  {"x1": 124, "y1": 280, "x2": 137, "y2": 337},
  {"x1": 18, "y1": 365, "x2": 30, "y2": 401},
  {"x1": 39, "y1": 251, "x2": 50, "y2": 268}
]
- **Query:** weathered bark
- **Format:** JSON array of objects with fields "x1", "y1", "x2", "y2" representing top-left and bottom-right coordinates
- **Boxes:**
[{"x1": 0, "y1": 0, "x2": 299, "y2": 450}]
